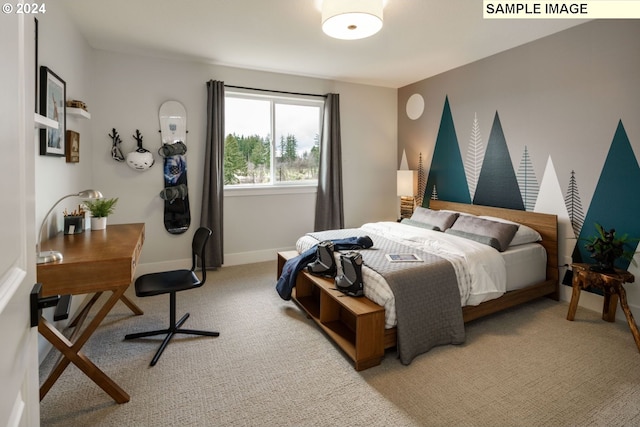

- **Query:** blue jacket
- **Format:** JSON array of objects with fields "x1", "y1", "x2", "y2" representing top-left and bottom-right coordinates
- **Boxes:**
[{"x1": 276, "y1": 236, "x2": 373, "y2": 300}]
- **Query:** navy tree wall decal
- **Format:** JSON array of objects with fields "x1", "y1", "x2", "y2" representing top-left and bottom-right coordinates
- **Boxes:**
[{"x1": 473, "y1": 112, "x2": 525, "y2": 210}]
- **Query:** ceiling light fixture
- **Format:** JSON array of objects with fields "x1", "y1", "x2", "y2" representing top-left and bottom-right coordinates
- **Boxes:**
[{"x1": 322, "y1": 0, "x2": 383, "y2": 40}]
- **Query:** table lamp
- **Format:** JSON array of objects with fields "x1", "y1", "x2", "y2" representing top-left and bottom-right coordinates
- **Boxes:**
[
  {"x1": 397, "y1": 170, "x2": 417, "y2": 219},
  {"x1": 37, "y1": 189, "x2": 103, "y2": 264}
]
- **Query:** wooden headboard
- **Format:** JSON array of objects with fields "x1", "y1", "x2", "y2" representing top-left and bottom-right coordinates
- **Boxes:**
[{"x1": 429, "y1": 200, "x2": 559, "y2": 318}]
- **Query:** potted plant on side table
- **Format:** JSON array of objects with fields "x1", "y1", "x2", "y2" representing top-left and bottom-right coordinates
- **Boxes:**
[
  {"x1": 583, "y1": 223, "x2": 638, "y2": 272},
  {"x1": 84, "y1": 197, "x2": 118, "y2": 230}
]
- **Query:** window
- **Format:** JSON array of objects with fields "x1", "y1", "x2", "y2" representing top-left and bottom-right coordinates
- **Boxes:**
[{"x1": 224, "y1": 91, "x2": 323, "y2": 187}]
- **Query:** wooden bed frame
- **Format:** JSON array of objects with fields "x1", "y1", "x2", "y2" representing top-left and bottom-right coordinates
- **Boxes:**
[
  {"x1": 431, "y1": 201, "x2": 559, "y2": 321},
  {"x1": 277, "y1": 201, "x2": 558, "y2": 370}
]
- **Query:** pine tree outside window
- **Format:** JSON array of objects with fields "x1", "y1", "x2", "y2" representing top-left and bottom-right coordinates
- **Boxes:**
[{"x1": 224, "y1": 91, "x2": 322, "y2": 188}]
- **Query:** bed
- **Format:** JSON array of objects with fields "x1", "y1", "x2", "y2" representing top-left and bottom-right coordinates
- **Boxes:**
[{"x1": 277, "y1": 200, "x2": 559, "y2": 370}]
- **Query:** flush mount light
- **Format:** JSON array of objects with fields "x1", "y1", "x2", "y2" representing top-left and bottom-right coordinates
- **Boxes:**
[{"x1": 322, "y1": 0, "x2": 383, "y2": 40}]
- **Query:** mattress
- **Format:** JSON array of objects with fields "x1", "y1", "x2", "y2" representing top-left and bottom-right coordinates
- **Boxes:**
[
  {"x1": 503, "y1": 243, "x2": 547, "y2": 291},
  {"x1": 296, "y1": 222, "x2": 547, "y2": 329}
]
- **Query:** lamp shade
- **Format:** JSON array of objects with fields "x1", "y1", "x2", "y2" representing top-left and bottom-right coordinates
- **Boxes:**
[
  {"x1": 77, "y1": 189, "x2": 103, "y2": 199},
  {"x1": 322, "y1": 0, "x2": 383, "y2": 40},
  {"x1": 397, "y1": 170, "x2": 417, "y2": 196}
]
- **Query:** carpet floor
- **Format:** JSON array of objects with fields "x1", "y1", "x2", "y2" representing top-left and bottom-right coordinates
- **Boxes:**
[{"x1": 40, "y1": 261, "x2": 640, "y2": 426}]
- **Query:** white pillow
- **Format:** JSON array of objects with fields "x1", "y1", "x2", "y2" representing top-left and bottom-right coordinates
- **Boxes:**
[{"x1": 479, "y1": 215, "x2": 542, "y2": 246}]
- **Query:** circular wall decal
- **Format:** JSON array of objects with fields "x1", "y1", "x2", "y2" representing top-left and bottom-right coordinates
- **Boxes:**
[{"x1": 406, "y1": 94, "x2": 424, "y2": 120}]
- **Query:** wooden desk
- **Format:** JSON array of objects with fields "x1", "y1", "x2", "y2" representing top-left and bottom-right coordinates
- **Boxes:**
[
  {"x1": 567, "y1": 263, "x2": 639, "y2": 352},
  {"x1": 37, "y1": 223, "x2": 145, "y2": 404}
]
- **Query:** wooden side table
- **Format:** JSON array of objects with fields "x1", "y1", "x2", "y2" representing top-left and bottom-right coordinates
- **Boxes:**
[{"x1": 567, "y1": 262, "x2": 639, "y2": 352}]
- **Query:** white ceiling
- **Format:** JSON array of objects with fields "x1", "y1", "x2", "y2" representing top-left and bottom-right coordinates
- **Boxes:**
[{"x1": 60, "y1": 0, "x2": 587, "y2": 88}]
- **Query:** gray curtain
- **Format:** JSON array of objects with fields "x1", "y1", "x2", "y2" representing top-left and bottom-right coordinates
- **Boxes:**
[
  {"x1": 314, "y1": 93, "x2": 344, "y2": 231},
  {"x1": 201, "y1": 80, "x2": 224, "y2": 268}
]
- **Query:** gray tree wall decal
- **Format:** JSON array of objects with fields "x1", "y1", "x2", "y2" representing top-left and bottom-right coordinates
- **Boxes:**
[
  {"x1": 516, "y1": 146, "x2": 539, "y2": 211},
  {"x1": 464, "y1": 113, "x2": 484, "y2": 201},
  {"x1": 431, "y1": 184, "x2": 438, "y2": 200},
  {"x1": 564, "y1": 170, "x2": 585, "y2": 238},
  {"x1": 416, "y1": 152, "x2": 426, "y2": 207}
]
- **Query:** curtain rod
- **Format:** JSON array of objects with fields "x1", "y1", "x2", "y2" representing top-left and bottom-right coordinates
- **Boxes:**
[{"x1": 224, "y1": 84, "x2": 327, "y2": 99}]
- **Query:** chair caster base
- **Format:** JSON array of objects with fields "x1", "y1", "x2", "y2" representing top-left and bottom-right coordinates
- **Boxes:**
[{"x1": 125, "y1": 312, "x2": 219, "y2": 366}]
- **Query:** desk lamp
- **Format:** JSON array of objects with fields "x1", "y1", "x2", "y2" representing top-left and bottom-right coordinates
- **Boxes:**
[{"x1": 37, "y1": 189, "x2": 103, "y2": 264}]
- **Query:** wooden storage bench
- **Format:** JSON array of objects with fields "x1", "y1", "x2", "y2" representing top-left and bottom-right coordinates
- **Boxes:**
[{"x1": 277, "y1": 251, "x2": 385, "y2": 370}]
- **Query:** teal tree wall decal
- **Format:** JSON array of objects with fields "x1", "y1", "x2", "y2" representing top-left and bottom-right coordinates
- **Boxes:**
[
  {"x1": 424, "y1": 96, "x2": 471, "y2": 206},
  {"x1": 578, "y1": 120, "x2": 640, "y2": 270}
]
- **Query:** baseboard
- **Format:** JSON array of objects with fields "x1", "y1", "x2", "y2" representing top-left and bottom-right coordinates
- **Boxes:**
[
  {"x1": 223, "y1": 247, "x2": 295, "y2": 266},
  {"x1": 136, "y1": 246, "x2": 295, "y2": 277},
  {"x1": 559, "y1": 283, "x2": 640, "y2": 323}
]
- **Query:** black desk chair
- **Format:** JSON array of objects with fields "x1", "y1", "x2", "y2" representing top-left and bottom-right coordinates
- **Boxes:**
[{"x1": 124, "y1": 227, "x2": 219, "y2": 366}]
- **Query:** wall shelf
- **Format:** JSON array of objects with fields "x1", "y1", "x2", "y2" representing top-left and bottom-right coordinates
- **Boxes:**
[
  {"x1": 34, "y1": 113, "x2": 58, "y2": 129},
  {"x1": 66, "y1": 107, "x2": 91, "y2": 120}
]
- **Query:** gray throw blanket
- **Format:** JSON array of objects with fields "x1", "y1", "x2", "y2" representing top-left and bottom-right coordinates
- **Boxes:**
[{"x1": 308, "y1": 230, "x2": 465, "y2": 365}]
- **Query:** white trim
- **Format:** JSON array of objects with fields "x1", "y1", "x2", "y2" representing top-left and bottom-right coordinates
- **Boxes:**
[
  {"x1": 135, "y1": 246, "x2": 296, "y2": 276},
  {"x1": 223, "y1": 247, "x2": 294, "y2": 266},
  {"x1": 559, "y1": 283, "x2": 640, "y2": 323},
  {"x1": 7, "y1": 391, "x2": 24, "y2": 427},
  {"x1": 66, "y1": 107, "x2": 91, "y2": 119},
  {"x1": 225, "y1": 184, "x2": 317, "y2": 197},
  {"x1": 33, "y1": 113, "x2": 58, "y2": 129}
]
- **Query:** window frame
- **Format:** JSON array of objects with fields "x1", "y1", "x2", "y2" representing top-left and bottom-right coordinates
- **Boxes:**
[{"x1": 223, "y1": 89, "x2": 324, "y2": 193}]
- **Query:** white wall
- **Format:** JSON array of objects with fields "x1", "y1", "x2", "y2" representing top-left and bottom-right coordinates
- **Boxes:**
[
  {"x1": 36, "y1": 5, "x2": 94, "y2": 230},
  {"x1": 34, "y1": 3, "x2": 94, "y2": 361},
  {"x1": 89, "y1": 51, "x2": 398, "y2": 271},
  {"x1": 32, "y1": 2, "x2": 397, "y2": 361}
]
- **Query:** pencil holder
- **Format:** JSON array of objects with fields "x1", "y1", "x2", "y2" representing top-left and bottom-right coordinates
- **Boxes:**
[{"x1": 64, "y1": 216, "x2": 85, "y2": 234}]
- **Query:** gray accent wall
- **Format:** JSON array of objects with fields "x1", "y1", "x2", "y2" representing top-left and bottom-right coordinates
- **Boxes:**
[{"x1": 398, "y1": 20, "x2": 640, "y2": 319}]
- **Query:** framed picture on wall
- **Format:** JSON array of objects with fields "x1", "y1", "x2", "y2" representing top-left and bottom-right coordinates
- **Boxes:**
[
  {"x1": 39, "y1": 66, "x2": 66, "y2": 156},
  {"x1": 66, "y1": 130, "x2": 79, "y2": 163}
]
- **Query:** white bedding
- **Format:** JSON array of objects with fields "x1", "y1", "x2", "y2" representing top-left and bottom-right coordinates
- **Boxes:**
[
  {"x1": 503, "y1": 243, "x2": 547, "y2": 291},
  {"x1": 296, "y1": 221, "x2": 546, "y2": 329}
]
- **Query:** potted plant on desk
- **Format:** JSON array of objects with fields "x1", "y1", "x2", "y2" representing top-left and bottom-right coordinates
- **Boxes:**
[
  {"x1": 583, "y1": 223, "x2": 638, "y2": 272},
  {"x1": 83, "y1": 197, "x2": 118, "y2": 230}
]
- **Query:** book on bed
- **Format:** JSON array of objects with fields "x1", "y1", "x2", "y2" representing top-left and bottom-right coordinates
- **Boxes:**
[{"x1": 385, "y1": 253, "x2": 423, "y2": 262}]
